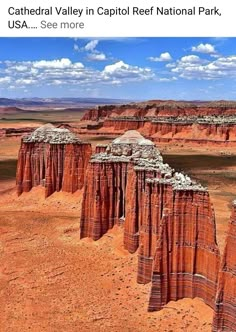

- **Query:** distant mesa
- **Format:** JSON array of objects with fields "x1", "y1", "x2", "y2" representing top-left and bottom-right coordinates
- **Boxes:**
[
  {"x1": 81, "y1": 100, "x2": 236, "y2": 146},
  {"x1": 16, "y1": 123, "x2": 92, "y2": 197}
]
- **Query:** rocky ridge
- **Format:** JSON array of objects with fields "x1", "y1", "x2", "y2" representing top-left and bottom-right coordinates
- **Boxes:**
[{"x1": 81, "y1": 101, "x2": 236, "y2": 145}]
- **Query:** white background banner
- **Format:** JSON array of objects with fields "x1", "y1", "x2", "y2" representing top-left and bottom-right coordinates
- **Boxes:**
[{"x1": 0, "y1": 0, "x2": 235, "y2": 37}]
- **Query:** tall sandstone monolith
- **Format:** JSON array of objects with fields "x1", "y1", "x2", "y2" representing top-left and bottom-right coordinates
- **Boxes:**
[
  {"x1": 16, "y1": 124, "x2": 92, "y2": 197},
  {"x1": 80, "y1": 130, "x2": 162, "y2": 240},
  {"x1": 212, "y1": 202, "x2": 236, "y2": 332},
  {"x1": 147, "y1": 180, "x2": 220, "y2": 311},
  {"x1": 80, "y1": 130, "x2": 222, "y2": 318}
]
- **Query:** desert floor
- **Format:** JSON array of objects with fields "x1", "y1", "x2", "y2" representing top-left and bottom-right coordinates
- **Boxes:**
[{"x1": 1, "y1": 117, "x2": 236, "y2": 331}]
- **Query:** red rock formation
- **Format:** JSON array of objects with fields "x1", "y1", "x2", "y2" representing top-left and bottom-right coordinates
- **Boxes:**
[
  {"x1": 212, "y1": 203, "x2": 236, "y2": 332},
  {"x1": 16, "y1": 124, "x2": 92, "y2": 197},
  {"x1": 81, "y1": 105, "x2": 118, "y2": 121},
  {"x1": 95, "y1": 144, "x2": 108, "y2": 153},
  {"x1": 103, "y1": 119, "x2": 146, "y2": 131},
  {"x1": 80, "y1": 130, "x2": 162, "y2": 241},
  {"x1": 16, "y1": 142, "x2": 46, "y2": 195},
  {"x1": 137, "y1": 181, "x2": 174, "y2": 284},
  {"x1": 45, "y1": 144, "x2": 64, "y2": 197},
  {"x1": 79, "y1": 130, "x2": 226, "y2": 323},
  {"x1": 124, "y1": 166, "x2": 162, "y2": 254},
  {"x1": 80, "y1": 161, "x2": 128, "y2": 240},
  {"x1": 82, "y1": 101, "x2": 236, "y2": 121},
  {"x1": 147, "y1": 184, "x2": 220, "y2": 311},
  {"x1": 62, "y1": 143, "x2": 92, "y2": 193},
  {"x1": 82, "y1": 100, "x2": 236, "y2": 146}
]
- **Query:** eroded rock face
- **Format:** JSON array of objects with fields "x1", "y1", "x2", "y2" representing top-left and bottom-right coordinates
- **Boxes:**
[
  {"x1": 81, "y1": 130, "x2": 222, "y2": 317},
  {"x1": 16, "y1": 124, "x2": 92, "y2": 197},
  {"x1": 95, "y1": 144, "x2": 108, "y2": 153},
  {"x1": 80, "y1": 130, "x2": 159, "y2": 240},
  {"x1": 147, "y1": 183, "x2": 220, "y2": 311},
  {"x1": 212, "y1": 203, "x2": 236, "y2": 332},
  {"x1": 82, "y1": 101, "x2": 236, "y2": 145}
]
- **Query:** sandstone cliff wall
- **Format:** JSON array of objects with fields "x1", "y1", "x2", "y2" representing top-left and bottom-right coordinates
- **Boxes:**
[
  {"x1": 212, "y1": 203, "x2": 236, "y2": 331},
  {"x1": 16, "y1": 141, "x2": 46, "y2": 195},
  {"x1": 62, "y1": 143, "x2": 92, "y2": 193},
  {"x1": 16, "y1": 125, "x2": 92, "y2": 197},
  {"x1": 147, "y1": 186, "x2": 220, "y2": 311},
  {"x1": 80, "y1": 161, "x2": 128, "y2": 240},
  {"x1": 82, "y1": 102, "x2": 236, "y2": 146}
]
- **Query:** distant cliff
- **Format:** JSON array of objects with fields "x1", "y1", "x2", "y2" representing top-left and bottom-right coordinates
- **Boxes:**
[{"x1": 81, "y1": 100, "x2": 236, "y2": 145}]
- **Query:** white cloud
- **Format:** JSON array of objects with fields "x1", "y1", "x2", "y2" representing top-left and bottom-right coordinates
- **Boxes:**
[
  {"x1": 159, "y1": 77, "x2": 177, "y2": 82},
  {"x1": 84, "y1": 40, "x2": 99, "y2": 52},
  {"x1": 73, "y1": 44, "x2": 79, "y2": 51},
  {"x1": 148, "y1": 52, "x2": 172, "y2": 62},
  {"x1": 33, "y1": 58, "x2": 84, "y2": 69},
  {"x1": 0, "y1": 77, "x2": 11, "y2": 84},
  {"x1": 15, "y1": 78, "x2": 37, "y2": 85},
  {"x1": 74, "y1": 39, "x2": 109, "y2": 62},
  {"x1": 170, "y1": 54, "x2": 236, "y2": 80},
  {"x1": 191, "y1": 43, "x2": 216, "y2": 54},
  {"x1": 102, "y1": 61, "x2": 154, "y2": 82},
  {"x1": 166, "y1": 63, "x2": 176, "y2": 68},
  {"x1": 180, "y1": 55, "x2": 203, "y2": 63},
  {"x1": 87, "y1": 52, "x2": 107, "y2": 61},
  {"x1": 103, "y1": 61, "x2": 129, "y2": 73},
  {"x1": 0, "y1": 58, "x2": 155, "y2": 90}
]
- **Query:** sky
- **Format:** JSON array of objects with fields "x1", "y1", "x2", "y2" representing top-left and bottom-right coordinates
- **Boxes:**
[{"x1": 0, "y1": 37, "x2": 236, "y2": 100}]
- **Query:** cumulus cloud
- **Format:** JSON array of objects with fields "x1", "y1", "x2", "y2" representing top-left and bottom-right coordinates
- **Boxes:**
[
  {"x1": 33, "y1": 58, "x2": 84, "y2": 69},
  {"x1": 84, "y1": 40, "x2": 99, "y2": 52},
  {"x1": 102, "y1": 61, "x2": 154, "y2": 82},
  {"x1": 180, "y1": 55, "x2": 203, "y2": 63},
  {"x1": 74, "y1": 39, "x2": 108, "y2": 62},
  {"x1": 170, "y1": 54, "x2": 236, "y2": 80},
  {"x1": 87, "y1": 52, "x2": 107, "y2": 61},
  {"x1": 0, "y1": 58, "x2": 155, "y2": 90},
  {"x1": 191, "y1": 43, "x2": 216, "y2": 54},
  {"x1": 148, "y1": 52, "x2": 172, "y2": 62}
]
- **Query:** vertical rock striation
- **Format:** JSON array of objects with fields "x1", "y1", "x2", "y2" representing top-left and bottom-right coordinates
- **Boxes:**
[
  {"x1": 62, "y1": 143, "x2": 92, "y2": 193},
  {"x1": 147, "y1": 182, "x2": 220, "y2": 311},
  {"x1": 80, "y1": 130, "x2": 163, "y2": 240},
  {"x1": 80, "y1": 130, "x2": 222, "y2": 318},
  {"x1": 16, "y1": 124, "x2": 92, "y2": 197},
  {"x1": 212, "y1": 202, "x2": 236, "y2": 332}
]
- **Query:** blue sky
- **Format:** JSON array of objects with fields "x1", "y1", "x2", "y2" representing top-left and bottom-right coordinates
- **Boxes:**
[{"x1": 0, "y1": 37, "x2": 236, "y2": 100}]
